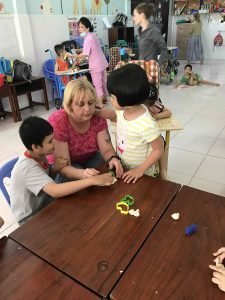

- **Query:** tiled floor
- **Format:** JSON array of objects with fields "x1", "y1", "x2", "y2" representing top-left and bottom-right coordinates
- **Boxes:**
[{"x1": 1, "y1": 59, "x2": 225, "y2": 238}]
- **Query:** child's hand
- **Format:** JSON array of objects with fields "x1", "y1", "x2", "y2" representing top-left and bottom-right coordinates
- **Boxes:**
[
  {"x1": 82, "y1": 168, "x2": 100, "y2": 178},
  {"x1": 122, "y1": 167, "x2": 144, "y2": 183},
  {"x1": 53, "y1": 157, "x2": 68, "y2": 172},
  {"x1": 209, "y1": 264, "x2": 225, "y2": 292},
  {"x1": 213, "y1": 248, "x2": 225, "y2": 264},
  {"x1": 93, "y1": 172, "x2": 114, "y2": 186}
]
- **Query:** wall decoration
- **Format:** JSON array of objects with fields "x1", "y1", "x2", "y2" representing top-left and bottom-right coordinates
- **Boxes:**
[
  {"x1": 60, "y1": 0, "x2": 63, "y2": 14},
  {"x1": 73, "y1": 0, "x2": 79, "y2": 14},
  {"x1": 104, "y1": 0, "x2": 110, "y2": 15},
  {"x1": 40, "y1": 0, "x2": 53, "y2": 14},
  {"x1": 0, "y1": 2, "x2": 5, "y2": 14},
  {"x1": 91, "y1": 0, "x2": 102, "y2": 15},
  {"x1": 81, "y1": 0, "x2": 87, "y2": 14}
]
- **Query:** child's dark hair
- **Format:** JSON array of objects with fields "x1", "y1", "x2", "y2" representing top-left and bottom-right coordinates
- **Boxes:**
[
  {"x1": 19, "y1": 116, "x2": 53, "y2": 150},
  {"x1": 184, "y1": 64, "x2": 192, "y2": 70},
  {"x1": 78, "y1": 17, "x2": 94, "y2": 32},
  {"x1": 107, "y1": 64, "x2": 157, "y2": 107},
  {"x1": 54, "y1": 44, "x2": 64, "y2": 56}
]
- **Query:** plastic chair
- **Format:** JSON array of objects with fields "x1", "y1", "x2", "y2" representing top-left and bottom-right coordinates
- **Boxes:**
[
  {"x1": 0, "y1": 157, "x2": 18, "y2": 205},
  {"x1": 43, "y1": 59, "x2": 65, "y2": 100}
]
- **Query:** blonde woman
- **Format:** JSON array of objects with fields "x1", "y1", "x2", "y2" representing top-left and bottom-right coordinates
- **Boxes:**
[
  {"x1": 48, "y1": 79, "x2": 123, "y2": 179},
  {"x1": 187, "y1": 12, "x2": 204, "y2": 64}
]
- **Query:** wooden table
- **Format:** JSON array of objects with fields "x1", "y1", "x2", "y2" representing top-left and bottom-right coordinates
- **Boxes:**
[
  {"x1": 0, "y1": 237, "x2": 99, "y2": 300},
  {"x1": 10, "y1": 176, "x2": 180, "y2": 298},
  {"x1": 111, "y1": 186, "x2": 225, "y2": 299},
  {"x1": 0, "y1": 76, "x2": 49, "y2": 122},
  {"x1": 10, "y1": 76, "x2": 49, "y2": 121},
  {"x1": 0, "y1": 84, "x2": 18, "y2": 121}
]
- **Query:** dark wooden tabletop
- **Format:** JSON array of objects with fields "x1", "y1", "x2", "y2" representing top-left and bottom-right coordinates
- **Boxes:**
[
  {"x1": 10, "y1": 176, "x2": 180, "y2": 298},
  {"x1": 111, "y1": 185, "x2": 225, "y2": 300},
  {"x1": 0, "y1": 237, "x2": 99, "y2": 300}
]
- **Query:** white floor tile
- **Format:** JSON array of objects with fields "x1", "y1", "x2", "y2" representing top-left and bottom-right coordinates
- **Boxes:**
[
  {"x1": 208, "y1": 139, "x2": 225, "y2": 159},
  {"x1": 195, "y1": 156, "x2": 225, "y2": 185},
  {"x1": 168, "y1": 148, "x2": 204, "y2": 176},
  {"x1": 189, "y1": 177, "x2": 225, "y2": 197},
  {"x1": 167, "y1": 170, "x2": 192, "y2": 186},
  {"x1": 170, "y1": 132, "x2": 215, "y2": 154}
]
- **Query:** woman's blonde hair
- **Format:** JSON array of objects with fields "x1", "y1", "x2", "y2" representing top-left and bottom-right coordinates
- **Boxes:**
[
  {"x1": 63, "y1": 79, "x2": 97, "y2": 114},
  {"x1": 194, "y1": 13, "x2": 201, "y2": 23}
]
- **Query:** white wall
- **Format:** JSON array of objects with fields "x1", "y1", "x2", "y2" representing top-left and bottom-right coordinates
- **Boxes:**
[{"x1": 168, "y1": 14, "x2": 225, "y2": 60}]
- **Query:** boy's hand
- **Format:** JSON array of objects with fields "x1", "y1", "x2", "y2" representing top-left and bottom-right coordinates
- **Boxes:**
[
  {"x1": 82, "y1": 168, "x2": 100, "y2": 178},
  {"x1": 122, "y1": 167, "x2": 144, "y2": 183},
  {"x1": 213, "y1": 248, "x2": 225, "y2": 264},
  {"x1": 94, "y1": 173, "x2": 114, "y2": 186},
  {"x1": 108, "y1": 158, "x2": 123, "y2": 178},
  {"x1": 54, "y1": 157, "x2": 69, "y2": 172},
  {"x1": 209, "y1": 264, "x2": 225, "y2": 292}
]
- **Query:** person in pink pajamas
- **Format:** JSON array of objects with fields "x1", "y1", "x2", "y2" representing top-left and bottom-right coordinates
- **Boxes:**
[{"x1": 74, "y1": 17, "x2": 108, "y2": 108}]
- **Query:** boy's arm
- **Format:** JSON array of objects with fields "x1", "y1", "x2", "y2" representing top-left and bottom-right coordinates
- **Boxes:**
[
  {"x1": 43, "y1": 173, "x2": 113, "y2": 198},
  {"x1": 94, "y1": 108, "x2": 117, "y2": 122},
  {"x1": 122, "y1": 136, "x2": 164, "y2": 183}
]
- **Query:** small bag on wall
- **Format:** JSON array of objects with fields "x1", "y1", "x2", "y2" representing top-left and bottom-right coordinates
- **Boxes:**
[{"x1": 13, "y1": 59, "x2": 32, "y2": 81}]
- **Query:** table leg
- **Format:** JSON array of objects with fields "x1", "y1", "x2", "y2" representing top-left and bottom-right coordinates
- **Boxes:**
[
  {"x1": 164, "y1": 130, "x2": 170, "y2": 172},
  {"x1": 11, "y1": 86, "x2": 21, "y2": 122},
  {"x1": 41, "y1": 78, "x2": 49, "y2": 110},
  {"x1": 27, "y1": 92, "x2": 33, "y2": 107}
]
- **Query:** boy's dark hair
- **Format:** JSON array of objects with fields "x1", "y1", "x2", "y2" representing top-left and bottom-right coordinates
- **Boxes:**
[
  {"x1": 54, "y1": 44, "x2": 64, "y2": 56},
  {"x1": 19, "y1": 116, "x2": 53, "y2": 150},
  {"x1": 107, "y1": 64, "x2": 153, "y2": 107},
  {"x1": 78, "y1": 17, "x2": 94, "y2": 32},
  {"x1": 184, "y1": 64, "x2": 192, "y2": 70}
]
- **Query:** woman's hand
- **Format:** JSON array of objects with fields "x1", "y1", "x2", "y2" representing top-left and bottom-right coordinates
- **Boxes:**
[
  {"x1": 122, "y1": 167, "x2": 144, "y2": 183},
  {"x1": 82, "y1": 168, "x2": 100, "y2": 178},
  {"x1": 209, "y1": 264, "x2": 225, "y2": 292},
  {"x1": 213, "y1": 248, "x2": 225, "y2": 264},
  {"x1": 53, "y1": 157, "x2": 69, "y2": 173},
  {"x1": 108, "y1": 158, "x2": 123, "y2": 178}
]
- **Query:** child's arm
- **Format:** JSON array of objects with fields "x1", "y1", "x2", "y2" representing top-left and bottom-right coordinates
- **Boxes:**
[
  {"x1": 122, "y1": 136, "x2": 164, "y2": 183},
  {"x1": 94, "y1": 108, "x2": 117, "y2": 122},
  {"x1": 43, "y1": 173, "x2": 113, "y2": 198},
  {"x1": 154, "y1": 107, "x2": 172, "y2": 120}
]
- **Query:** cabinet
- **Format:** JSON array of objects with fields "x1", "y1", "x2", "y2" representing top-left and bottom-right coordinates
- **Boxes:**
[{"x1": 108, "y1": 27, "x2": 134, "y2": 48}]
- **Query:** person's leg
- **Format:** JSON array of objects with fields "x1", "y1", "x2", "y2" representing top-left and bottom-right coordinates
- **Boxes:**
[
  {"x1": 90, "y1": 71, "x2": 104, "y2": 108},
  {"x1": 82, "y1": 152, "x2": 104, "y2": 169},
  {"x1": 199, "y1": 80, "x2": 220, "y2": 86}
]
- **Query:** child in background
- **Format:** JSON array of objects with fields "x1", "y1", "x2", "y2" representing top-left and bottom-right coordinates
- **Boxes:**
[
  {"x1": 179, "y1": 64, "x2": 220, "y2": 86},
  {"x1": 54, "y1": 43, "x2": 75, "y2": 86},
  {"x1": 9, "y1": 116, "x2": 113, "y2": 224},
  {"x1": 209, "y1": 247, "x2": 225, "y2": 292},
  {"x1": 97, "y1": 64, "x2": 164, "y2": 183}
]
